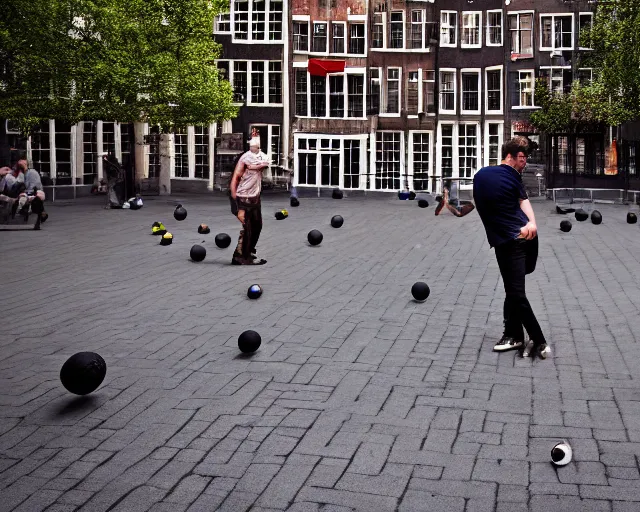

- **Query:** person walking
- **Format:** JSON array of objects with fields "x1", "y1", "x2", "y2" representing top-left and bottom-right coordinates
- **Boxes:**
[
  {"x1": 473, "y1": 137, "x2": 550, "y2": 359},
  {"x1": 229, "y1": 137, "x2": 270, "y2": 265}
]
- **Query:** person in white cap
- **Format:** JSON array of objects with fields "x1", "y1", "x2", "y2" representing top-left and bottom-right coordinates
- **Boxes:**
[{"x1": 229, "y1": 137, "x2": 270, "y2": 265}]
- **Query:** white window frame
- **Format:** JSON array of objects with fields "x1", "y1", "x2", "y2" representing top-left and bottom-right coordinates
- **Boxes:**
[
  {"x1": 408, "y1": 9, "x2": 430, "y2": 51},
  {"x1": 371, "y1": 131, "x2": 405, "y2": 191},
  {"x1": 512, "y1": 69, "x2": 537, "y2": 109},
  {"x1": 484, "y1": 121, "x2": 504, "y2": 167},
  {"x1": 579, "y1": 12, "x2": 593, "y2": 50},
  {"x1": 460, "y1": 68, "x2": 481, "y2": 115},
  {"x1": 485, "y1": 65, "x2": 503, "y2": 114},
  {"x1": 486, "y1": 9, "x2": 503, "y2": 46},
  {"x1": 508, "y1": 10, "x2": 534, "y2": 57},
  {"x1": 371, "y1": 12, "x2": 386, "y2": 50},
  {"x1": 293, "y1": 65, "x2": 367, "y2": 120},
  {"x1": 231, "y1": 0, "x2": 283, "y2": 44},
  {"x1": 440, "y1": 11, "x2": 457, "y2": 47},
  {"x1": 577, "y1": 67, "x2": 593, "y2": 84},
  {"x1": 407, "y1": 130, "x2": 434, "y2": 192},
  {"x1": 407, "y1": 71, "x2": 420, "y2": 117},
  {"x1": 539, "y1": 13, "x2": 574, "y2": 52},
  {"x1": 380, "y1": 67, "x2": 402, "y2": 117},
  {"x1": 457, "y1": 121, "x2": 481, "y2": 181},
  {"x1": 331, "y1": 21, "x2": 347, "y2": 55},
  {"x1": 215, "y1": 59, "x2": 283, "y2": 107},
  {"x1": 438, "y1": 68, "x2": 457, "y2": 115},
  {"x1": 539, "y1": 65, "x2": 571, "y2": 95},
  {"x1": 311, "y1": 21, "x2": 329, "y2": 54},
  {"x1": 436, "y1": 121, "x2": 457, "y2": 188},
  {"x1": 347, "y1": 15, "x2": 368, "y2": 56},
  {"x1": 292, "y1": 16, "x2": 310, "y2": 53},
  {"x1": 389, "y1": 10, "x2": 405, "y2": 50},
  {"x1": 214, "y1": 12, "x2": 231, "y2": 34},
  {"x1": 293, "y1": 133, "x2": 369, "y2": 190},
  {"x1": 419, "y1": 68, "x2": 436, "y2": 115},
  {"x1": 461, "y1": 11, "x2": 482, "y2": 49}
]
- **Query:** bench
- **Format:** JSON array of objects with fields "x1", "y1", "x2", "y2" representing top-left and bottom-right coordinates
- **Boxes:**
[{"x1": 0, "y1": 196, "x2": 40, "y2": 230}]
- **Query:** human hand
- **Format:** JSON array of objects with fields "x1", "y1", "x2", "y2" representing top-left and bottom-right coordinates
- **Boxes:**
[{"x1": 520, "y1": 222, "x2": 537, "y2": 240}]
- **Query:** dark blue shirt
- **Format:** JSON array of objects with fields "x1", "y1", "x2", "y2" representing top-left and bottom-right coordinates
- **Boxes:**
[{"x1": 473, "y1": 164, "x2": 529, "y2": 248}]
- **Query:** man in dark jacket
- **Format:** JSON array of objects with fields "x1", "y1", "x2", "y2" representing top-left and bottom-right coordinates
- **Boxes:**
[{"x1": 473, "y1": 138, "x2": 550, "y2": 359}]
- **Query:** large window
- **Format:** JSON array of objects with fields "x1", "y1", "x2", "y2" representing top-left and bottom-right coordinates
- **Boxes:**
[
  {"x1": 540, "y1": 67, "x2": 571, "y2": 94},
  {"x1": 487, "y1": 10, "x2": 502, "y2": 46},
  {"x1": 312, "y1": 22, "x2": 328, "y2": 53},
  {"x1": 233, "y1": 61, "x2": 247, "y2": 102},
  {"x1": 390, "y1": 12, "x2": 404, "y2": 49},
  {"x1": 218, "y1": 59, "x2": 282, "y2": 105},
  {"x1": 332, "y1": 23, "x2": 345, "y2": 53},
  {"x1": 423, "y1": 70, "x2": 435, "y2": 113},
  {"x1": 329, "y1": 75, "x2": 344, "y2": 117},
  {"x1": 269, "y1": 62, "x2": 282, "y2": 103},
  {"x1": 194, "y1": 126, "x2": 209, "y2": 180},
  {"x1": 55, "y1": 122, "x2": 72, "y2": 183},
  {"x1": 214, "y1": 13, "x2": 231, "y2": 33},
  {"x1": 174, "y1": 128, "x2": 188, "y2": 178},
  {"x1": 511, "y1": 70, "x2": 534, "y2": 107},
  {"x1": 508, "y1": 12, "x2": 533, "y2": 56},
  {"x1": 541, "y1": 14, "x2": 574, "y2": 50},
  {"x1": 407, "y1": 71, "x2": 419, "y2": 115},
  {"x1": 251, "y1": 62, "x2": 265, "y2": 103},
  {"x1": 233, "y1": 0, "x2": 282, "y2": 42},
  {"x1": 82, "y1": 121, "x2": 96, "y2": 184},
  {"x1": 347, "y1": 75, "x2": 364, "y2": 118},
  {"x1": 295, "y1": 136, "x2": 366, "y2": 189},
  {"x1": 295, "y1": 69, "x2": 307, "y2": 116},
  {"x1": 348, "y1": 23, "x2": 365, "y2": 54},
  {"x1": 485, "y1": 67, "x2": 502, "y2": 112},
  {"x1": 458, "y1": 124, "x2": 478, "y2": 179},
  {"x1": 296, "y1": 70, "x2": 366, "y2": 119},
  {"x1": 440, "y1": 11, "x2": 457, "y2": 46},
  {"x1": 372, "y1": 13, "x2": 384, "y2": 49},
  {"x1": 270, "y1": 125, "x2": 281, "y2": 166},
  {"x1": 439, "y1": 70, "x2": 456, "y2": 113},
  {"x1": 485, "y1": 123, "x2": 503, "y2": 167},
  {"x1": 410, "y1": 10, "x2": 424, "y2": 49},
  {"x1": 411, "y1": 132, "x2": 431, "y2": 191},
  {"x1": 368, "y1": 69, "x2": 381, "y2": 115},
  {"x1": 148, "y1": 126, "x2": 160, "y2": 179},
  {"x1": 375, "y1": 132, "x2": 402, "y2": 190},
  {"x1": 461, "y1": 71, "x2": 480, "y2": 113},
  {"x1": 311, "y1": 76, "x2": 326, "y2": 117},
  {"x1": 461, "y1": 12, "x2": 481, "y2": 47},
  {"x1": 293, "y1": 20, "x2": 309, "y2": 52},
  {"x1": 385, "y1": 68, "x2": 400, "y2": 115},
  {"x1": 440, "y1": 124, "x2": 454, "y2": 179}
]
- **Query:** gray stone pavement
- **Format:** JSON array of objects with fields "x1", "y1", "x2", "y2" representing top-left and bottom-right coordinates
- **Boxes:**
[{"x1": 2, "y1": 193, "x2": 640, "y2": 512}]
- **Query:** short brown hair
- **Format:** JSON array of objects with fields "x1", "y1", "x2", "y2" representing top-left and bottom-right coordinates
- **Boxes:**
[{"x1": 501, "y1": 137, "x2": 529, "y2": 160}]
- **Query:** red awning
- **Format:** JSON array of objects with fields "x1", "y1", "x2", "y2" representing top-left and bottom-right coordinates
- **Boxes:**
[{"x1": 308, "y1": 58, "x2": 346, "y2": 76}]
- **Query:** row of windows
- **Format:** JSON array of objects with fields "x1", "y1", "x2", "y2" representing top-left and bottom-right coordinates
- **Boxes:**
[
  {"x1": 291, "y1": 66, "x2": 593, "y2": 118},
  {"x1": 214, "y1": 1, "x2": 594, "y2": 54},
  {"x1": 216, "y1": 60, "x2": 282, "y2": 105},
  {"x1": 440, "y1": 11, "x2": 593, "y2": 53},
  {"x1": 293, "y1": 125, "x2": 506, "y2": 191}
]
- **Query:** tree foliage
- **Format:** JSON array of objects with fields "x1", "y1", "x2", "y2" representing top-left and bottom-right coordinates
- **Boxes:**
[{"x1": 0, "y1": 0, "x2": 236, "y2": 135}]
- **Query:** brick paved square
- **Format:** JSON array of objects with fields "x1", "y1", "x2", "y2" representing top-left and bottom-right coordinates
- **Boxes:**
[{"x1": 2, "y1": 195, "x2": 640, "y2": 510}]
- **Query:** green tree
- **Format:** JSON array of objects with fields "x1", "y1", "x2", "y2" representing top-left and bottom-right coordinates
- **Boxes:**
[
  {"x1": 0, "y1": 0, "x2": 236, "y2": 135},
  {"x1": 580, "y1": 0, "x2": 640, "y2": 126}
]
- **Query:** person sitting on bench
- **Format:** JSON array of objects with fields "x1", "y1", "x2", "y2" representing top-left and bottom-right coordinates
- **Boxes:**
[{"x1": 0, "y1": 160, "x2": 46, "y2": 226}]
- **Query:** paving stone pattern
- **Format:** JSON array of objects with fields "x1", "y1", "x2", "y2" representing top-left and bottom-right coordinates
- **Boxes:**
[{"x1": 2, "y1": 195, "x2": 640, "y2": 512}]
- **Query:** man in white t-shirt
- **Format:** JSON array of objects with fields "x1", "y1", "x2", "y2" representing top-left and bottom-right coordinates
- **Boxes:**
[{"x1": 229, "y1": 137, "x2": 270, "y2": 265}]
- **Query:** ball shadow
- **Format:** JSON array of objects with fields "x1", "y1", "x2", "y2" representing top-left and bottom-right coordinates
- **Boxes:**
[
  {"x1": 234, "y1": 352, "x2": 259, "y2": 359},
  {"x1": 54, "y1": 394, "x2": 100, "y2": 417}
]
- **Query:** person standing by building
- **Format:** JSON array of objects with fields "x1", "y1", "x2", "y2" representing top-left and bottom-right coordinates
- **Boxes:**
[
  {"x1": 473, "y1": 138, "x2": 550, "y2": 359},
  {"x1": 229, "y1": 137, "x2": 270, "y2": 265}
]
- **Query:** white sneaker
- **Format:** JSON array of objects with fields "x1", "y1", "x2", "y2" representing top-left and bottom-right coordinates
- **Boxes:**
[{"x1": 523, "y1": 341, "x2": 551, "y2": 359}]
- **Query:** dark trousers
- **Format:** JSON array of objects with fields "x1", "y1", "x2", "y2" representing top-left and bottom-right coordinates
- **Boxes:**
[
  {"x1": 234, "y1": 196, "x2": 262, "y2": 259},
  {"x1": 495, "y1": 237, "x2": 546, "y2": 343}
]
